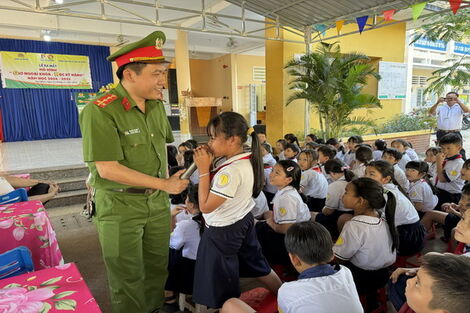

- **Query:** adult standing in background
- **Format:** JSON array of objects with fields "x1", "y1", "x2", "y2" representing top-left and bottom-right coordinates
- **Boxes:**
[{"x1": 79, "y1": 31, "x2": 189, "y2": 313}]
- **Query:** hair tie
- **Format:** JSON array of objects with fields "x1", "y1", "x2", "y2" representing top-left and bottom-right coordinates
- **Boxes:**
[
  {"x1": 341, "y1": 166, "x2": 350, "y2": 171},
  {"x1": 247, "y1": 127, "x2": 255, "y2": 136},
  {"x1": 286, "y1": 166, "x2": 294, "y2": 172}
]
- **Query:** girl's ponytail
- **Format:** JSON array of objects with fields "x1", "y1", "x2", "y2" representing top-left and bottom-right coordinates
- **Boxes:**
[
  {"x1": 384, "y1": 190, "x2": 399, "y2": 252},
  {"x1": 250, "y1": 130, "x2": 264, "y2": 197}
]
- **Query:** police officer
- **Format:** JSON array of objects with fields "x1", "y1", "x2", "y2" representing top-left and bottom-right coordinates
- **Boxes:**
[{"x1": 79, "y1": 31, "x2": 189, "y2": 313}]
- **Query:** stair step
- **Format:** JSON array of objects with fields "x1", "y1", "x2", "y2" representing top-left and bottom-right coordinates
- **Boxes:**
[
  {"x1": 55, "y1": 176, "x2": 88, "y2": 192},
  {"x1": 45, "y1": 189, "x2": 88, "y2": 209},
  {"x1": 27, "y1": 165, "x2": 89, "y2": 181}
]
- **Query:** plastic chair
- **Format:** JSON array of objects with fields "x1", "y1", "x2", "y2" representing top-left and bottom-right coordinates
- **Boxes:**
[
  {"x1": 240, "y1": 287, "x2": 278, "y2": 313},
  {"x1": 0, "y1": 246, "x2": 34, "y2": 279},
  {"x1": 0, "y1": 188, "x2": 28, "y2": 205}
]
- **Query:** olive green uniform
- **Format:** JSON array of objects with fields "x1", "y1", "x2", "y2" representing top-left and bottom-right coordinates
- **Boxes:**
[{"x1": 79, "y1": 83, "x2": 174, "y2": 313}]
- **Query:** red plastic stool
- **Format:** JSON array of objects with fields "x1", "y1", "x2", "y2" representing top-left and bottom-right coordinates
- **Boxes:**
[
  {"x1": 240, "y1": 287, "x2": 278, "y2": 313},
  {"x1": 394, "y1": 252, "x2": 422, "y2": 268},
  {"x1": 359, "y1": 287, "x2": 388, "y2": 313},
  {"x1": 272, "y1": 264, "x2": 296, "y2": 282}
]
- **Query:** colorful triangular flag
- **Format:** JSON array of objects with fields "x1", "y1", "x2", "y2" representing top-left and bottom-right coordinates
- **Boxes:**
[
  {"x1": 449, "y1": 0, "x2": 463, "y2": 14},
  {"x1": 412, "y1": 2, "x2": 427, "y2": 22},
  {"x1": 383, "y1": 9, "x2": 395, "y2": 21},
  {"x1": 314, "y1": 24, "x2": 328, "y2": 37},
  {"x1": 336, "y1": 20, "x2": 345, "y2": 35},
  {"x1": 356, "y1": 16, "x2": 369, "y2": 34}
]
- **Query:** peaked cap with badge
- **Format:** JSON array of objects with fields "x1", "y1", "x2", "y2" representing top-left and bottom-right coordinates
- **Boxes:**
[{"x1": 107, "y1": 31, "x2": 169, "y2": 67}]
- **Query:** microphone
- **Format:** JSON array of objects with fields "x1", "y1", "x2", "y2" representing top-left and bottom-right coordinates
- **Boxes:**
[{"x1": 180, "y1": 162, "x2": 197, "y2": 180}]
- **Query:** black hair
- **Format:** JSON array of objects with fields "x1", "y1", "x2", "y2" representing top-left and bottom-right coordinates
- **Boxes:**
[
  {"x1": 116, "y1": 62, "x2": 147, "y2": 80},
  {"x1": 305, "y1": 142, "x2": 320, "y2": 150},
  {"x1": 299, "y1": 150, "x2": 319, "y2": 168},
  {"x1": 349, "y1": 177, "x2": 399, "y2": 252},
  {"x1": 183, "y1": 150, "x2": 194, "y2": 169},
  {"x1": 462, "y1": 182, "x2": 470, "y2": 197},
  {"x1": 167, "y1": 145, "x2": 178, "y2": 168},
  {"x1": 355, "y1": 145, "x2": 373, "y2": 164},
  {"x1": 367, "y1": 160, "x2": 408, "y2": 197},
  {"x1": 284, "y1": 133, "x2": 300, "y2": 146},
  {"x1": 446, "y1": 91, "x2": 459, "y2": 97},
  {"x1": 277, "y1": 160, "x2": 302, "y2": 190},
  {"x1": 261, "y1": 143, "x2": 273, "y2": 154},
  {"x1": 256, "y1": 130, "x2": 266, "y2": 135},
  {"x1": 207, "y1": 112, "x2": 264, "y2": 197},
  {"x1": 405, "y1": 161, "x2": 437, "y2": 194},
  {"x1": 374, "y1": 139, "x2": 387, "y2": 151},
  {"x1": 186, "y1": 184, "x2": 205, "y2": 236},
  {"x1": 348, "y1": 135, "x2": 363, "y2": 144},
  {"x1": 186, "y1": 139, "x2": 198, "y2": 149},
  {"x1": 324, "y1": 159, "x2": 355, "y2": 182},
  {"x1": 426, "y1": 147, "x2": 440, "y2": 156},
  {"x1": 306, "y1": 134, "x2": 317, "y2": 142},
  {"x1": 391, "y1": 139, "x2": 411, "y2": 148},
  {"x1": 277, "y1": 139, "x2": 288, "y2": 150},
  {"x1": 464, "y1": 159, "x2": 470, "y2": 170},
  {"x1": 315, "y1": 138, "x2": 325, "y2": 144},
  {"x1": 326, "y1": 138, "x2": 345, "y2": 153},
  {"x1": 383, "y1": 148, "x2": 403, "y2": 161},
  {"x1": 169, "y1": 166, "x2": 187, "y2": 204},
  {"x1": 285, "y1": 221, "x2": 333, "y2": 265},
  {"x1": 318, "y1": 145, "x2": 337, "y2": 160},
  {"x1": 421, "y1": 253, "x2": 470, "y2": 313},
  {"x1": 439, "y1": 133, "x2": 463, "y2": 146},
  {"x1": 178, "y1": 141, "x2": 193, "y2": 151},
  {"x1": 284, "y1": 143, "x2": 300, "y2": 156}
]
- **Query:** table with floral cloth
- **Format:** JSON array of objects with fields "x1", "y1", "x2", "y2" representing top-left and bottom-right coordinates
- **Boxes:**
[
  {"x1": 0, "y1": 200, "x2": 63, "y2": 269},
  {"x1": 0, "y1": 262, "x2": 102, "y2": 312}
]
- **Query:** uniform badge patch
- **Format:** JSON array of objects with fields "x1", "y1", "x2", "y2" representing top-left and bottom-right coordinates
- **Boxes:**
[
  {"x1": 279, "y1": 207, "x2": 287, "y2": 216},
  {"x1": 216, "y1": 173, "x2": 230, "y2": 188},
  {"x1": 336, "y1": 236, "x2": 344, "y2": 246},
  {"x1": 93, "y1": 94, "x2": 117, "y2": 108},
  {"x1": 122, "y1": 97, "x2": 131, "y2": 111},
  {"x1": 124, "y1": 129, "x2": 141, "y2": 136},
  {"x1": 451, "y1": 170, "x2": 458, "y2": 176}
]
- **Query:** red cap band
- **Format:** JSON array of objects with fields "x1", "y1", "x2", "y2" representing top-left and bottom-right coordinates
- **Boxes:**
[{"x1": 115, "y1": 46, "x2": 164, "y2": 67}]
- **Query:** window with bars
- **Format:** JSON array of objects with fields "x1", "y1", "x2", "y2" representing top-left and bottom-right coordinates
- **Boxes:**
[
  {"x1": 253, "y1": 66, "x2": 266, "y2": 81},
  {"x1": 412, "y1": 76, "x2": 427, "y2": 85}
]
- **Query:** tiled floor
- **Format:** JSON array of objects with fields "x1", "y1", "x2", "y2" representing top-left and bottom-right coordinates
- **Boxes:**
[{"x1": 0, "y1": 132, "x2": 191, "y2": 173}]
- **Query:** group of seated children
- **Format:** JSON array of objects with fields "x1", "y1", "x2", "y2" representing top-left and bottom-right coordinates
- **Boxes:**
[{"x1": 163, "y1": 119, "x2": 470, "y2": 313}]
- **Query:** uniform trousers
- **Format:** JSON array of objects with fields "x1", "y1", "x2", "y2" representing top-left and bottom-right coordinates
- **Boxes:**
[{"x1": 94, "y1": 189, "x2": 170, "y2": 313}]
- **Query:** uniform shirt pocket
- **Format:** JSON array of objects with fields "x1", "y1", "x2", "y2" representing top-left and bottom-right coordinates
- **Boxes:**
[{"x1": 121, "y1": 135, "x2": 151, "y2": 165}]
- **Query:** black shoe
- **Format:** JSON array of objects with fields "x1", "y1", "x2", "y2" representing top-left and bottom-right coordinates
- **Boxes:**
[{"x1": 161, "y1": 302, "x2": 179, "y2": 313}]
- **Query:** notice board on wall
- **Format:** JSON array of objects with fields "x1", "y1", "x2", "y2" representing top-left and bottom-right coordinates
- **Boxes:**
[{"x1": 378, "y1": 61, "x2": 407, "y2": 100}]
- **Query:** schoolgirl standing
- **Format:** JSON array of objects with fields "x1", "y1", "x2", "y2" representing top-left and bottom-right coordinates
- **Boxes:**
[{"x1": 193, "y1": 112, "x2": 282, "y2": 308}]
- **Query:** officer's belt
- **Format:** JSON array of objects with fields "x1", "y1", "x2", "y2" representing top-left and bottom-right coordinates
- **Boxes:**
[{"x1": 111, "y1": 188, "x2": 156, "y2": 195}]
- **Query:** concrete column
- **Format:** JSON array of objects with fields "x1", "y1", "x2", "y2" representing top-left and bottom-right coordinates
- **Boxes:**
[{"x1": 175, "y1": 30, "x2": 191, "y2": 134}]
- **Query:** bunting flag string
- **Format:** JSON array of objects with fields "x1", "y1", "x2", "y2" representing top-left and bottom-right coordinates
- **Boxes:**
[
  {"x1": 412, "y1": 2, "x2": 427, "y2": 21},
  {"x1": 383, "y1": 9, "x2": 395, "y2": 21},
  {"x1": 335, "y1": 20, "x2": 345, "y2": 35},
  {"x1": 313, "y1": 24, "x2": 328, "y2": 37},
  {"x1": 356, "y1": 16, "x2": 369, "y2": 34},
  {"x1": 449, "y1": 0, "x2": 463, "y2": 14}
]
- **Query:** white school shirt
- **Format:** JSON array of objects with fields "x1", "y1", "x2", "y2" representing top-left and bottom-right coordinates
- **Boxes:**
[
  {"x1": 343, "y1": 151, "x2": 356, "y2": 167},
  {"x1": 272, "y1": 186, "x2": 311, "y2": 224},
  {"x1": 325, "y1": 177, "x2": 351, "y2": 212},
  {"x1": 428, "y1": 162, "x2": 437, "y2": 185},
  {"x1": 436, "y1": 156, "x2": 465, "y2": 194},
  {"x1": 0, "y1": 177, "x2": 15, "y2": 195},
  {"x1": 170, "y1": 218, "x2": 201, "y2": 260},
  {"x1": 333, "y1": 215, "x2": 396, "y2": 270},
  {"x1": 251, "y1": 192, "x2": 269, "y2": 218},
  {"x1": 278, "y1": 151, "x2": 286, "y2": 161},
  {"x1": 397, "y1": 153, "x2": 411, "y2": 171},
  {"x1": 277, "y1": 265, "x2": 363, "y2": 313},
  {"x1": 263, "y1": 167, "x2": 278, "y2": 194},
  {"x1": 394, "y1": 164, "x2": 410, "y2": 191},
  {"x1": 206, "y1": 152, "x2": 255, "y2": 227},
  {"x1": 373, "y1": 150, "x2": 383, "y2": 161},
  {"x1": 437, "y1": 103, "x2": 464, "y2": 130},
  {"x1": 384, "y1": 183, "x2": 420, "y2": 226},
  {"x1": 335, "y1": 150, "x2": 346, "y2": 162},
  {"x1": 263, "y1": 153, "x2": 277, "y2": 167},
  {"x1": 405, "y1": 148, "x2": 419, "y2": 161},
  {"x1": 407, "y1": 180, "x2": 438, "y2": 212},
  {"x1": 301, "y1": 169, "x2": 328, "y2": 199},
  {"x1": 352, "y1": 163, "x2": 366, "y2": 178}
]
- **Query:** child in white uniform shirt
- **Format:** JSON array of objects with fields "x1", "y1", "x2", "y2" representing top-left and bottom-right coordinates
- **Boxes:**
[
  {"x1": 256, "y1": 160, "x2": 311, "y2": 266},
  {"x1": 298, "y1": 150, "x2": 328, "y2": 212},
  {"x1": 382, "y1": 148, "x2": 410, "y2": 191},
  {"x1": 366, "y1": 161, "x2": 425, "y2": 257},
  {"x1": 343, "y1": 136, "x2": 363, "y2": 167},
  {"x1": 251, "y1": 191, "x2": 269, "y2": 219},
  {"x1": 405, "y1": 161, "x2": 438, "y2": 217},
  {"x1": 312, "y1": 159, "x2": 356, "y2": 236},
  {"x1": 351, "y1": 145, "x2": 373, "y2": 178},
  {"x1": 193, "y1": 112, "x2": 281, "y2": 308},
  {"x1": 333, "y1": 177, "x2": 398, "y2": 309},
  {"x1": 373, "y1": 139, "x2": 387, "y2": 161},
  {"x1": 424, "y1": 147, "x2": 440, "y2": 184},
  {"x1": 278, "y1": 222, "x2": 363, "y2": 313},
  {"x1": 391, "y1": 139, "x2": 419, "y2": 161},
  {"x1": 283, "y1": 143, "x2": 300, "y2": 163},
  {"x1": 261, "y1": 143, "x2": 277, "y2": 167}
]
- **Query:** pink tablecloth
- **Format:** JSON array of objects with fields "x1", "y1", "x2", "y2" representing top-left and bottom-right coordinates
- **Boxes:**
[
  {"x1": 0, "y1": 200, "x2": 63, "y2": 269},
  {"x1": 0, "y1": 263, "x2": 102, "y2": 312}
]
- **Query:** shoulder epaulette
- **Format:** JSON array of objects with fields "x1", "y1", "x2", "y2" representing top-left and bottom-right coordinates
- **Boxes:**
[{"x1": 93, "y1": 93, "x2": 118, "y2": 108}]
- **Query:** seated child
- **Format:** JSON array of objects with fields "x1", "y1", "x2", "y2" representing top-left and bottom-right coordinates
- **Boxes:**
[
  {"x1": 312, "y1": 159, "x2": 356, "y2": 236},
  {"x1": 424, "y1": 147, "x2": 440, "y2": 184},
  {"x1": 352, "y1": 145, "x2": 373, "y2": 178},
  {"x1": 298, "y1": 150, "x2": 328, "y2": 212},
  {"x1": 164, "y1": 184, "x2": 203, "y2": 311},
  {"x1": 263, "y1": 162, "x2": 278, "y2": 209},
  {"x1": 177, "y1": 141, "x2": 194, "y2": 166},
  {"x1": 405, "y1": 161, "x2": 438, "y2": 218},
  {"x1": 261, "y1": 143, "x2": 277, "y2": 167},
  {"x1": 277, "y1": 222, "x2": 363, "y2": 313},
  {"x1": 284, "y1": 133, "x2": 300, "y2": 147},
  {"x1": 366, "y1": 160, "x2": 425, "y2": 257},
  {"x1": 435, "y1": 133, "x2": 465, "y2": 208},
  {"x1": 391, "y1": 139, "x2": 419, "y2": 161},
  {"x1": 251, "y1": 191, "x2": 269, "y2": 219},
  {"x1": 326, "y1": 138, "x2": 346, "y2": 161},
  {"x1": 382, "y1": 148, "x2": 410, "y2": 191},
  {"x1": 256, "y1": 160, "x2": 311, "y2": 265},
  {"x1": 373, "y1": 139, "x2": 387, "y2": 161},
  {"x1": 303, "y1": 133, "x2": 317, "y2": 147},
  {"x1": 317, "y1": 145, "x2": 337, "y2": 178},
  {"x1": 283, "y1": 143, "x2": 300, "y2": 162},
  {"x1": 343, "y1": 136, "x2": 363, "y2": 167},
  {"x1": 388, "y1": 193, "x2": 470, "y2": 311},
  {"x1": 276, "y1": 139, "x2": 287, "y2": 161},
  {"x1": 333, "y1": 177, "x2": 398, "y2": 303}
]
